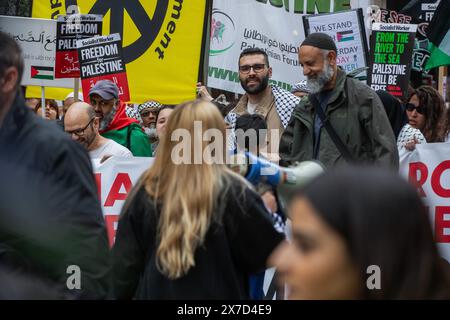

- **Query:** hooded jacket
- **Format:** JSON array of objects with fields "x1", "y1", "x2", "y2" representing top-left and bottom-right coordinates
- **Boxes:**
[
  {"x1": 0, "y1": 91, "x2": 110, "y2": 299},
  {"x1": 100, "y1": 102, "x2": 152, "y2": 157}
]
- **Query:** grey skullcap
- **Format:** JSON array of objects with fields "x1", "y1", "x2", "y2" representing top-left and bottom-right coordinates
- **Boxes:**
[{"x1": 301, "y1": 32, "x2": 337, "y2": 53}]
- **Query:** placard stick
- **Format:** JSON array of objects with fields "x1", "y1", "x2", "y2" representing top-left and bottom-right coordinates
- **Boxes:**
[
  {"x1": 41, "y1": 86, "x2": 46, "y2": 118},
  {"x1": 74, "y1": 78, "x2": 79, "y2": 101}
]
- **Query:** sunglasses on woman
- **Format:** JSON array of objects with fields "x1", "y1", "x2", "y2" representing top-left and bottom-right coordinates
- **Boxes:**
[{"x1": 405, "y1": 103, "x2": 425, "y2": 115}]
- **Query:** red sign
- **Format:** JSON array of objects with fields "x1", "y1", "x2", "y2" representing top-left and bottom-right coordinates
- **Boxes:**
[
  {"x1": 55, "y1": 14, "x2": 102, "y2": 78},
  {"x1": 76, "y1": 33, "x2": 130, "y2": 101}
]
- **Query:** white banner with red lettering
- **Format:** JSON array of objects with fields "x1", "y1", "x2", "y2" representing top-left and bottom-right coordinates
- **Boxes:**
[
  {"x1": 400, "y1": 143, "x2": 450, "y2": 262},
  {"x1": 93, "y1": 157, "x2": 153, "y2": 247}
]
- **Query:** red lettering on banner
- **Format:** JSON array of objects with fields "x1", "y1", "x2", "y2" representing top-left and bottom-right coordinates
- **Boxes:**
[
  {"x1": 435, "y1": 206, "x2": 450, "y2": 243},
  {"x1": 431, "y1": 161, "x2": 450, "y2": 198},
  {"x1": 409, "y1": 162, "x2": 428, "y2": 197},
  {"x1": 105, "y1": 214, "x2": 119, "y2": 247},
  {"x1": 94, "y1": 173, "x2": 101, "y2": 202},
  {"x1": 104, "y1": 173, "x2": 132, "y2": 207}
]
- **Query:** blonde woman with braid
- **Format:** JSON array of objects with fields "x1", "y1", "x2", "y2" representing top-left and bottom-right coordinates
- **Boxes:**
[{"x1": 112, "y1": 100, "x2": 284, "y2": 299}]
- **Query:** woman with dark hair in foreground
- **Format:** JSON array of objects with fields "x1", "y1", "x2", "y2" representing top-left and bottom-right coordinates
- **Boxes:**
[{"x1": 270, "y1": 167, "x2": 450, "y2": 299}]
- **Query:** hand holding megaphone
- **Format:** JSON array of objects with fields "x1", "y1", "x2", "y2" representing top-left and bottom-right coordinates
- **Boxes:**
[{"x1": 228, "y1": 152, "x2": 325, "y2": 206}]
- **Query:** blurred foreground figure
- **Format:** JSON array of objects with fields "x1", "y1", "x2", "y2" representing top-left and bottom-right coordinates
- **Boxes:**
[
  {"x1": 0, "y1": 31, "x2": 110, "y2": 299},
  {"x1": 112, "y1": 100, "x2": 284, "y2": 299},
  {"x1": 270, "y1": 167, "x2": 450, "y2": 299}
]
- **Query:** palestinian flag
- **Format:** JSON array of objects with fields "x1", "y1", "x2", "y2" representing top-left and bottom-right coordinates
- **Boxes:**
[
  {"x1": 425, "y1": 0, "x2": 450, "y2": 70},
  {"x1": 30, "y1": 66, "x2": 54, "y2": 80},
  {"x1": 337, "y1": 30, "x2": 354, "y2": 42}
]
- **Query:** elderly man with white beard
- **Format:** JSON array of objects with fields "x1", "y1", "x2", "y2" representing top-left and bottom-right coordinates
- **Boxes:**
[{"x1": 279, "y1": 33, "x2": 398, "y2": 169}]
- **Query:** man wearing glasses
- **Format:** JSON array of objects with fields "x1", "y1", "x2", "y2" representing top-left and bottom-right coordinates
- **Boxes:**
[
  {"x1": 64, "y1": 102, "x2": 132, "y2": 160},
  {"x1": 89, "y1": 80, "x2": 152, "y2": 157},
  {"x1": 225, "y1": 47, "x2": 300, "y2": 160}
]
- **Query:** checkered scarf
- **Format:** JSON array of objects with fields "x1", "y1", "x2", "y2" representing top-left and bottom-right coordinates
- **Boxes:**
[
  {"x1": 138, "y1": 101, "x2": 162, "y2": 113},
  {"x1": 225, "y1": 85, "x2": 299, "y2": 130}
]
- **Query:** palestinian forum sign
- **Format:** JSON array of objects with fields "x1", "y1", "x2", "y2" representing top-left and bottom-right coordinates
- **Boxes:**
[
  {"x1": 55, "y1": 14, "x2": 102, "y2": 78},
  {"x1": 400, "y1": 143, "x2": 450, "y2": 263},
  {"x1": 31, "y1": 0, "x2": 207, "y2": 104},
  {"x1": 0, "y1": 15, "x2": 73, "y2": 88},
  {"x1": 303, "y1": 9, "x2": 369, "y2": 74},
  {"x1": 77, "y1": 33, "x2": 130, "y2": 102},
  {"x1": 208, "y1": 0, "x2": 304, "y2": 94},
  {"x1": 368, "y1": 23, "x2": 417, "y2": 100}
]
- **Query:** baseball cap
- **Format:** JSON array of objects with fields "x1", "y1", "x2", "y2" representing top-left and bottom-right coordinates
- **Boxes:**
[{"x1": 88, "y1": 80, "x2": 119, "y2": 100}]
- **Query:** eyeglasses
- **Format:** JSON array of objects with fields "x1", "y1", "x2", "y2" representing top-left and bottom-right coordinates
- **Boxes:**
[
  {"x1": 238, "y1": 64, "x2": 267, "y2": 74},
  {"x1": 405, "y1": 103, "x2": 425, "y2": 115},
  {"x1": 65, "y1": 117, "x2": 95, "y2": 137},
  {"x1": 140, "y1": 109, "x2": 158, "y2": 118}
]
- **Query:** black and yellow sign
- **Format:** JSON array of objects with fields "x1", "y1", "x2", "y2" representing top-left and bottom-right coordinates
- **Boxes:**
[{"x1": 31, "y1": 0, "x2": 206, "y2": 104}]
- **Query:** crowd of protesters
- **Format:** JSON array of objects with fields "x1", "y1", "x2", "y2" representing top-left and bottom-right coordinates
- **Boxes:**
[{"x1": 1, "y1": 28, "x2": 450, "y2": 300}]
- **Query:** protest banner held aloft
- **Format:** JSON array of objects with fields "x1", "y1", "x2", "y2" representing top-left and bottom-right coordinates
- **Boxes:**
[
  {"x1": 303, "y1": 9, "x2": 369, "y2": 75},
  {"x1": 55, "y1": 14, "x2": 102, "y2": 78},
  {"x1": 31, "y1": 0, "x2": 207, "y2": 104},
  {"x1": 77, "y1": 33, "x2": 130, "y2": 102},
  {"x1": 368, "y1": 23, "x2": 417, "y2": 100},
  {"x1": 0, "y1": 15, "x2": 72, "y2": 88}
]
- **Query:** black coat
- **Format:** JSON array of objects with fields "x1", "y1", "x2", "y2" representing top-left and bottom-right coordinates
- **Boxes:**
[
  {"x1": 112, "y1": 177, "x2": 284, "y2": 299},
  {"x1": 0, "y1": 91, "x2": 110, "y2": 299}
]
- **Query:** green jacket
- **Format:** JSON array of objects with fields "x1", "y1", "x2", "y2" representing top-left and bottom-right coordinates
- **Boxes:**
[
  {"x1": 279, "y1": 69, "x2": 398, "y2": 169},
  {"x1": 102, "y1": 123, "x2": 152, "y2": 157}
]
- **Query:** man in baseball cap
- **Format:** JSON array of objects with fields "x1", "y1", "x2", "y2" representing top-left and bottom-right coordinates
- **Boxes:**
[{"x1": 88, "y1": 80, "x2": 152, "y2": 157}]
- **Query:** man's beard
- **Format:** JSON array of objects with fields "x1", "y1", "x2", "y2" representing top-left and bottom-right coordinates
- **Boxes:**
[
  {"x1": 83, "y1": 131, "x2": 97, "y2": 150},
  {"x1": 144, "y1": 125, "x2": 158, "y2": 140},
  {"x1": 307, "y1": 61, "x2": 334, "y2": 94},
  {"x1": 240, "y1": 74, "x2": 270, "y2": 95},
  {"x1": 99, "y1": 106, "x2": 117, "y2": 131}
]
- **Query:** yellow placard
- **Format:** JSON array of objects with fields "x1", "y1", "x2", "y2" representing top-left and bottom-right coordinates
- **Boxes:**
[{"x1": 30, "y1": 0, "x2": 206, "y2": 104}]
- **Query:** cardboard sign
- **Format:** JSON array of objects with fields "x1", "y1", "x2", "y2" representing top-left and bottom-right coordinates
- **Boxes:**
[
  {"x1": 368, "y1": 23, "x2": 417, "y2": 99},
  {"x1": 76, "y1": 33, "x2": 130, "y2": 101},
  {"x1": 0, "y1": 15, "x2": 73, "y2": 88},
  {"x1": 303, "y1": 9, "x2": 369, "y2": 74},
  {"x1": 92, "y1": 157, "x2": 153, "y2": 247},
  {"x1": 55, "y1": 14, "x2": 102, "y2": 78},
  {"x1": 400, "y1": 143, "x2": 450, "y2": 263}
]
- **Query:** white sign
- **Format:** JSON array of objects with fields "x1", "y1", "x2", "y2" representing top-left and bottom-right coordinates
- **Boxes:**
[
  {"x1": 0, "y1": 15, "x2": 73, "y2": 88},
  {"x1": 372, "y1": 23, "x2": 418, "y2": 33},
  {"x1": 207, "y1": 0, "x2": 306, "y2": 94},
  {"x1": 93, "y1": 157, "x2": 153, "y2": 247},
  {"x1": 400, "y1": 143, "x2": 450, "y2": 263},
  {"x1": 303, "y1": 9, "x2": 368, "y2": 74}
]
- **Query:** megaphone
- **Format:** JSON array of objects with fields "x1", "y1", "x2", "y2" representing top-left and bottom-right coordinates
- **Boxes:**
[{"x1": 228, "y1": 152, "x2": 325, "y2": 206}]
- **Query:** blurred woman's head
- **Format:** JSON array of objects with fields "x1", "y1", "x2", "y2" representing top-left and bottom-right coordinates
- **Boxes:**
[
  {"x1": 406, "y1": 86, "x2": 446, "y2": 142},
  {"x1": 144, "y1": 100, "x2": 232, "y2": 280},
  {"x1": 155, "y1": 105, "x2": 175, "y2": 138},
  {"x1": 34, "y1": 99, "x2": 59, "y2": 120},
  {"x1": 271, "y1": 167, "x2": 450, "y2": 299}
]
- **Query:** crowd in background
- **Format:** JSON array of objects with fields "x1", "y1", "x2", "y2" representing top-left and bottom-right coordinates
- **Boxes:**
[{"x1": 1, "y1": 27, "x2": 450, "y2": 301}]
